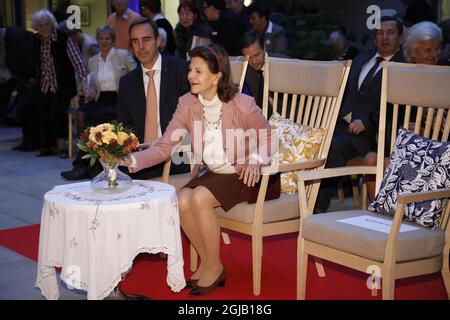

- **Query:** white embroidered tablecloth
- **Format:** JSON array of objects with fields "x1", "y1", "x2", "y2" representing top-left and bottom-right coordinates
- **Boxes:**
[{"x1": 35, "y1": 180, "x2": 185, "y2": 300}]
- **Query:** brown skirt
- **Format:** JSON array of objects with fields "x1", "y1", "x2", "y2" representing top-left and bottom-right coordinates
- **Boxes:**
[{"x1": 183, "y1": 171, "x2": 281, "y2": 212}]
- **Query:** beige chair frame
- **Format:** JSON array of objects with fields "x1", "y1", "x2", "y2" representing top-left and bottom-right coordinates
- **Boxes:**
[{"x1": 296, "y1": 61, "x2": 450, "y2": 300}]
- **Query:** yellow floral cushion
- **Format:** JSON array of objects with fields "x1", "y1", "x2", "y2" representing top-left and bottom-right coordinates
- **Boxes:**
[{"x1": 269, "y1": 112, "x2": 326, "y2": 194}]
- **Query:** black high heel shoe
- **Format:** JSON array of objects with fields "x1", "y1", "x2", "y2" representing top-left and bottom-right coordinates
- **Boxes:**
[
  {"x1": 188, "y1": 270, "x2": 227, "y2": 296},
  {"x1": 185, "y1": 278, "x2": 199, "y2": 289}
]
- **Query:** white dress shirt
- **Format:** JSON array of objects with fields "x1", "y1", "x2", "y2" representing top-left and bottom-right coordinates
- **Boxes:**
[{"x1": 358, "y1": 52, "x2": 396, "y2": 90}]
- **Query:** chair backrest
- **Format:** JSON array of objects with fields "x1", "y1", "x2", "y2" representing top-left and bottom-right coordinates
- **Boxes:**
[
  {"x1": 378, "y1": 61, "x2": 450, "y2": 228},
  {"x1": 262, "y1": 57, "x2": 352, "y2": 211},
  {"x1": 229, "y1": 56, "x2": 249, "y2": 92}
]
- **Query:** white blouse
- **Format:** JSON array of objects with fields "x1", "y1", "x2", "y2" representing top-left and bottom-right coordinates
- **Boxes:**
[{"x1": 199, "y1": 94, "x2": 235, "y2": 174}]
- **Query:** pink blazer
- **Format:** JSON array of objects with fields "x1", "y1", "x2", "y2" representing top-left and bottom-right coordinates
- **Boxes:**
[{"x1": 132, "y1": 92, "x2": 275, "y2": 175}]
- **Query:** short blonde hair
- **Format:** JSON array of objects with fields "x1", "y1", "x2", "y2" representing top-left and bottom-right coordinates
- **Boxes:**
[{"x1": 31, "y1": 9, "x2": 58, "y2": 31}]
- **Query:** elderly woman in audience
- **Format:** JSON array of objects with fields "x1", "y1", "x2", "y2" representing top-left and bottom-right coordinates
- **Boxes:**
[
  {"x1": 362, "y1": 21, "x2": 444, "y2": 200},
  {"x1": 60, "y1": 25, "x2": 136, "y2": 181},
  {"x1": 173, "y1": 0, "x2": 212, "y2": 59},
  {"x1": 32, "y1": 9, "x2": 87, "y2": 158}
]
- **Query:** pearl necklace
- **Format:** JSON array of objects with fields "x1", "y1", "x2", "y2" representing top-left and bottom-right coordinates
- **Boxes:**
[{"x1": 203, "y1": 108, "x2": 223, "y2": 130}]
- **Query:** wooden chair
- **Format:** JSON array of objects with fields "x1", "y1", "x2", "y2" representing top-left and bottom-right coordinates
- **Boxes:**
[
  {"x1": 190, "y1": 57, "x2": 351, "y2": 295},
  {"x1": 296, "y1": 61, "x2": 450, "y2": 300}
]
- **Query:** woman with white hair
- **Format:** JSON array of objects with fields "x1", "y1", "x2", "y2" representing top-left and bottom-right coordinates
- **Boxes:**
[
  {"x1": 32, "y1": 9, "x2": 87, "y2": 158},
  {"x1": 403, "y1": 21, "x2": 442, "y2": 65}
]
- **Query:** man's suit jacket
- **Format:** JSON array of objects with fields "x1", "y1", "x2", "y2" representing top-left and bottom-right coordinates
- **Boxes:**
[
  {"x1": 338, "y1": 50, "x2": 404, "y2": 151},
  {"x1": 87, "y1": 48, "x2": 136, "y2": 100},
  {"x1": 263, "y1": 23, "x2": 288, "y2": 54},
  {"x1": 117, "y1": 54, "x2": 190, "y2": 179}
]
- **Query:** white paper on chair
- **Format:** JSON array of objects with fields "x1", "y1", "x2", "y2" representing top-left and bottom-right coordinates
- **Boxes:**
[{"x1": 337, "y1": 215, "x2": 420, "y2": 234}]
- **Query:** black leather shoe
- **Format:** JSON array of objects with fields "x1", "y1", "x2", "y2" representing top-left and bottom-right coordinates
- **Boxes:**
[
  {"x1": 12, "y1": 143, "x2": 37, "y2": 152},
  {"x1": 36, "y1": 148, "x2": 57, "y2": 157},
  {"x1": 105, "y1": 286, "x2": 151, "y2": 300},
  {"x1": 188, "y1": 270, "x2": 227, "y2": 296},
  {"x1": 61, "y1": 166, "x2": 90, "y2": 180}
]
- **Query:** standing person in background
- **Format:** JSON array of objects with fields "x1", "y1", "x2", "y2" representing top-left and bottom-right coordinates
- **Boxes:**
[
  {"x1": 247, "y1": 1, "x2": 288, "y2": 54},
  {"x1": 202, "y1": 0, "x2": 246, "y2": 56},
  {"x1": 225, "y1": 0, "x2": 250, "y2": 30},
  {"x1": 140, "y1": 0, "x2": 176, "y2": 56},
  {"x1": 328, "y1": 30, "x2": 359, "y2": 61},
  {"x1": 107, "y1": 0, "x2": 140, "y2": 51},
  {"x1": 1, "y1": 27, "x2": 40, "y2": 152},
  {"x1": 174, "y1": 0, "x2": 212, "y2": 59},
  {"x1": 32, "y1": 9, "x2": 87, "y2": 159}
]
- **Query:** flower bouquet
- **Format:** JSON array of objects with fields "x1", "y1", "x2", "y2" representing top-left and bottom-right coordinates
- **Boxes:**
[{"x1": 77, "y1": 122, "x2": 140, "y2": 194}]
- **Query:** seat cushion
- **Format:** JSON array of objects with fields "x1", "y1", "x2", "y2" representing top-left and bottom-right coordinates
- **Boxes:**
[
  {"x1": 216, "y1": 192, "x2": 299, "y2": 224},
  {"x1": 302, "y1": 210, "x2": 445, "y2": 262}
]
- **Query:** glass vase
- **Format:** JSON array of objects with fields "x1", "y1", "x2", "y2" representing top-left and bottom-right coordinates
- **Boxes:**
[{"x1": 90, "y1": 160, "x2": 133, "y2": 194}]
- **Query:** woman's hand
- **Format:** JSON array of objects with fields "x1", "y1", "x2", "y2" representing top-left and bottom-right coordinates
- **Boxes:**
[
  {"x1": 119, "y1": 156, "x2": 133, "y2": 167},
  {"x1": 238, "y1": 163, "x2": 261, "y2": 187}
]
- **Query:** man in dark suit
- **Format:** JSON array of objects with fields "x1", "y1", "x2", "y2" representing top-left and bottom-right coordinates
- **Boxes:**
[
  {"x1": 315, "y1": 16, "x2": 405, "y2": 213},
  {"x1": 240, "y1": 30, "x2": 288, "y2": 110},
  {"x1": 203, "y1": 0, "x2": 246, "y2": 56},
  {"x1": 117, "y1": 18, "x2": 190, "y2": 180},
  {"x1": 140, "y1": 0, "x2": 176, "y2": 56},
  {"x1": 0, "y1": 27, "x2": 40, "y2": 151}
]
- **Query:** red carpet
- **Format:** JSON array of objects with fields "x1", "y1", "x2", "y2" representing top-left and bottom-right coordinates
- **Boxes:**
[{"x1": 0, "y1": 224, "x2": 447, "y2": 300}]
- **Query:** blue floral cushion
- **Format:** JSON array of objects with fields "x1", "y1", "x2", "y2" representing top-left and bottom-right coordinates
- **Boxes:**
[{"x1": 368, "y1": 128, "x2": 450, "y2": 229}]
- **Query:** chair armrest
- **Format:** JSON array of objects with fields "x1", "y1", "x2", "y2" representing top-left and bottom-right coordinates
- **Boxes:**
[
  {"x1": 261, "y1": 158, "x2": 326, "y2": 175},
  {"x1": 396, "y1": 188, "x2": 450, "y2": 205},
  {"x1": 296, "y1": 165, "x2": 377, "y2": 182}
]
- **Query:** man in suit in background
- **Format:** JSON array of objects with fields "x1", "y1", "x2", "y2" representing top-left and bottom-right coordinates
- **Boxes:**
[
  {"x1": 240, "y1": 30, "x2": 288, "y2": 114},
  {"x1": 315, "y1": 16, "x2": 405, "y2": 213},
  {"x1": 247, "y1": 1, "x2": 288, "y2": 55},
  {"x1": 140, "y1": 0, "x2": 176, "y2": 56},
  {"x1": 117, "y1": 17, "x2": 190, "y2": 180},
  {"x1": 1, "y1": 27, "x2": 40, "y2": 151}
]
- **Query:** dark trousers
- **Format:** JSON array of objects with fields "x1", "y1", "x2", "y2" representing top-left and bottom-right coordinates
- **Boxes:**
[
  {"x1": 17, "y1": 82, "x2": 40, "y2": 147},
  {"x1": 315, "y1": 120, "x2": 373, "y2": 212},
  {"x1": 38, "y1": 91, "x2": 70, "y2": 149}
]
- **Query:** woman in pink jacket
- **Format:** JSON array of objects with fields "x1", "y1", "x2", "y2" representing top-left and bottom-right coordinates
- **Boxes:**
[{"x1": 126, "y1": 44, "x2": 279, "y2": 296}]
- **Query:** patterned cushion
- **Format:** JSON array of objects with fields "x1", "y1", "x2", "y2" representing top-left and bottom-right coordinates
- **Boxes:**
[
  {"x1": 269, "y1": 112, "x2": 326, "y2": 194},
  {"x1": 369, "y1": 128, "x2": 450, "y2": 229}
]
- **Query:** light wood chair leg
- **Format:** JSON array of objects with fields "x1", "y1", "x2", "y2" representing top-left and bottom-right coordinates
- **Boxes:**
[
  {"x1": 442, "y1": 244, "x2": 450, "y2": 299},
  {"x1": 361, "y1": 181, "x2": 368, "y2": 209},
  {"x1": 337, "y1": 187, "x2": 345, "y2": 203},
  {"x1": 221, "y1": 231, "x2": 231, "y2": 245},
  {"x1": 314, "y1": 257, "x2": 326, "y2": 278},
  {"x1": 190, "y1": 243, "x2": 198, "y2": 272},
  {"x1": 297, "y1": 238, "x2": 308, "y2": 299},
  {"x1": 382, "y1": 274, "x2": 395, "y2": 300},
  {"x1": 351, "y1": 175, "x2": 360, "y2": 207},
  {"x1": 252, "y1": 235, "x2": 262, "y2": 296}
]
